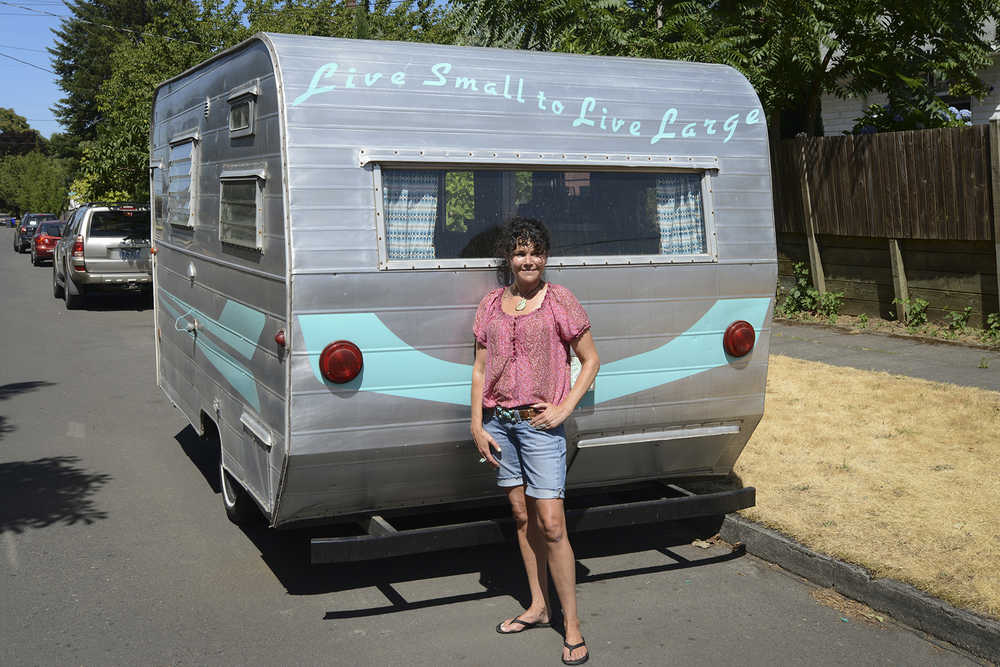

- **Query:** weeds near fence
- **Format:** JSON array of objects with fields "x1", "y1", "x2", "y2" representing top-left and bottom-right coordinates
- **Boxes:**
[
  {"x1": 892, "y1": 296, "x2": 930, "y2": 331},
  {"x1": 779, "y1": 262, "x2": 845, "y2": 319},
  {"x1": 982, "y1": 313, "x2": 1000, "y2": 344}
]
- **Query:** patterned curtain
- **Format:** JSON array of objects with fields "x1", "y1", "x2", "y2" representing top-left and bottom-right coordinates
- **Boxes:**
[
  {"x1": 383, "y1": 170, "x2": 439, "y2": 260},
  {"x1": 656, "y1": 173, "x2": 706, "y2": 255}
]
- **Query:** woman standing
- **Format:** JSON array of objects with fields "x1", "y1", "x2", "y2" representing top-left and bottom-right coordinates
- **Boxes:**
[{"x1": 471, "y1": 218, "x2": 600, "y2": 666}]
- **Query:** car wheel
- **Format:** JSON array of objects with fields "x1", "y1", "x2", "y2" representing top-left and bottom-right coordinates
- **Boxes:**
[
  {"x1": 221, "y1": 460, "x2": 257, "y2": 524},
  {"x1": 52, "y1": 265, "x2": 64, "y2": 298},
  {"x1": 64, "y1": 276, "x2": 85, "y2": 309}
]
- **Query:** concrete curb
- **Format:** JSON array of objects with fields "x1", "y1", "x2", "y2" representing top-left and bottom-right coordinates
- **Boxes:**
[{"x1": 720, "y1": 514, "x2": 1000, "y2": 664}]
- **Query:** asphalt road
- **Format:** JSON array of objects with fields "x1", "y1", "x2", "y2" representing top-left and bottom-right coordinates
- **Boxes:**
[{"x1": 0, "y1": 227, "x2": 984, "y2": 666}]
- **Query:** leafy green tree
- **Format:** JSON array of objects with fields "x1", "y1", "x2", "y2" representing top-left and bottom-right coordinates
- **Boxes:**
[
  {"x1": 0, "y1": 152, "x2": 70, "y2": 213},
  {"x1": 453, "y1": 0, "x2": 1000, "y2": 138},
  {"x1": 0, "y1": 108, "x2": 48, "y2": 157},
  {"x1": 68, "y1": 0, "x2": 458, "y2": 201},
  {"x1": 49, "y1": 0, "x2": 162, "y2": 147}
]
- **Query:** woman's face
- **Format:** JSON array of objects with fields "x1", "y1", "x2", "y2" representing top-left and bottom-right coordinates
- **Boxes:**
[{"x1": 509, "y1": 240, "x2": 547, "y2": 286}]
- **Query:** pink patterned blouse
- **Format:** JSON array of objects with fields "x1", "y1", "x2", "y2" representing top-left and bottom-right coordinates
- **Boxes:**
[{"x1": 473, "y1": 283, "x2": 591, "y2": 409}]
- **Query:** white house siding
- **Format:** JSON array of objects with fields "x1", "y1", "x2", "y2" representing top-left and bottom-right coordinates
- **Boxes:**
[
  {"x1": 821, "y1": 53, "x2": 1000, "y2": 135},
  {"x1": 820, "y1": 91, "x2": 888, "y2": 136}
]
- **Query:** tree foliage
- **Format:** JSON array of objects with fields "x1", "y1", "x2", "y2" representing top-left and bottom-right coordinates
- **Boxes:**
[
  {"x1": 49, "y1": 1, "x2": 163, "y2": 147},
  {"x1": 66, "y1": 0, "x2": 460, "y2": 202},
  {"x1": 0, "y1": 108, "x2": 48, "y2": 158},
  {"x1": 453, "y1": 0, "x2": 1000, "y2": 137},
  {"x1": 0, "y1": 152, "x2": 70, "y2": 214}
]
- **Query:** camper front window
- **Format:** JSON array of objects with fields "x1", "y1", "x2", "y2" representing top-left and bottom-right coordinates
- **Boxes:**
[{"x1": 380, "y1": 168, "x2": 709, "y2": 264}]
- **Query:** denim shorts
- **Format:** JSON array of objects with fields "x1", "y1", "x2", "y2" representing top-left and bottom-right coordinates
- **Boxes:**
[{"x1": 484, "y1": 414, "x2": 566, "y2": 499}]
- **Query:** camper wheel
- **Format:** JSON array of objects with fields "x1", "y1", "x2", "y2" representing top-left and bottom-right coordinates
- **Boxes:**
[{"x1": 220, "y1": 460, "x2": 257, "y2": 524}]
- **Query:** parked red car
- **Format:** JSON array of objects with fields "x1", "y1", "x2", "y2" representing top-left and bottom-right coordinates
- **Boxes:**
[{"x1": 30, "y1": 221, "x2": 64, "y2": 266}]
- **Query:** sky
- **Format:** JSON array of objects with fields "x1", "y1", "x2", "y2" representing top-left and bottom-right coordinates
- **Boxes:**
[{"x1": 0, "y1": 0, "x2": 70, "y2": 138}]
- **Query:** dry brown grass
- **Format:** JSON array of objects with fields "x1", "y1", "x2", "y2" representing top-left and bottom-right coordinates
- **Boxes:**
[{"x1": 736, "y1": 355, "x2": 1000, "y2": 620}]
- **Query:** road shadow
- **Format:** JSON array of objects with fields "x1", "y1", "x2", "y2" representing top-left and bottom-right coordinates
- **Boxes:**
[
  {"x1": 233, "y1": 509, "x2": 737, "y2": 625},
  {"x1": 0, "y1": 455, "x2": 111, "y2": 533},
  {"x1": 173, "y1": 426, "x2": 748, "y2": 621},
  {"x1": 79, "y1": 291, "x2": 153, "y2": 312},
  {"x1": 0, "y1": 381, "x2": 56, "y2": 401},
  {"x1": 0, "y1": 381, "x2": 57, "y2": 442},
  {"x1": 174, "y1": 425, "x2": 221, "y2": 493}
]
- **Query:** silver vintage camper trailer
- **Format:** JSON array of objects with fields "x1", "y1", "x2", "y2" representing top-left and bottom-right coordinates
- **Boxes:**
[{"x1": 150, "y1": 33, "x2": 775, "y2": 561}]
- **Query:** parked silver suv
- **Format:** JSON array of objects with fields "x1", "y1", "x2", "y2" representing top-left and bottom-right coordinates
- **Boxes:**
[{"x1": 52, "y1": 203, "x2": 151, "y2": 308}]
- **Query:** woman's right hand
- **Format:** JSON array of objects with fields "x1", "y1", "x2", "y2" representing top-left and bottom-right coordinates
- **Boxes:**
[{"x1": 472, "y1": 426, "x2": 501, "y2": 468}]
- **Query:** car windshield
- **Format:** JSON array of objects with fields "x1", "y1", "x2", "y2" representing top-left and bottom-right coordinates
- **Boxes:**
[
  {"x1": 37, "y1": 222, "x2": 62, "y2": 235},
  {"x1": 89, "y1": 210, "x2": 151, "y2": 238}
]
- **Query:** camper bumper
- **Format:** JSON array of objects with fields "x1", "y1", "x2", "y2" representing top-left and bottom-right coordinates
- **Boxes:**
[{"x1": 310, "y1": 483, "x2": 755, "y2": 564}]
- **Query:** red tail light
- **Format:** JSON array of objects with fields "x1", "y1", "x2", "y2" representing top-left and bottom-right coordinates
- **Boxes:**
[
  {"x1": 72, "y1": 235, "x2": 86, "y2": 271},
  {"x1": 319, "y1": 341, "x2": 363, "y2": 383},
  {"x1": 723, "y1": 321, "x2": 756, "y2": 357}
]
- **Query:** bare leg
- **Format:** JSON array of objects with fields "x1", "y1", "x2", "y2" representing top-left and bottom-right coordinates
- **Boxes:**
[
  {"x1": 498, "y1": 486, "x2": 550, "y2": 632},
  {"x1": 533, "y1": 497, "x2": 587, "y2": 663}
]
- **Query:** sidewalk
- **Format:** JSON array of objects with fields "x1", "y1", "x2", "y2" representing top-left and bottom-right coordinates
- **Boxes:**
[
  {"x1": 720, "y1": 319, "x2": 1000, "y2": 663},
  {"x1": 770, "y1": 321, "x2": 1000, "y2": 392}
]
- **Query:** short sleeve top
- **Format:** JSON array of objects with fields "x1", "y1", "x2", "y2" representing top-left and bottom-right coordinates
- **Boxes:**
[{"x1": 473, "y1": 283, "x2": 591, "y2": 408}]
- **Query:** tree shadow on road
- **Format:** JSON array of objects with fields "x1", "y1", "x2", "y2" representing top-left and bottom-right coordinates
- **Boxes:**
[
  {"x1": 0, "y1": 381, "x2": 56, "y2": 402},
  {"x1": 0, "y1": 381, "x2": 57, "y2": 442},
  {"x1": 0, "y1": 456, "x2": 111, "y2": 533}
]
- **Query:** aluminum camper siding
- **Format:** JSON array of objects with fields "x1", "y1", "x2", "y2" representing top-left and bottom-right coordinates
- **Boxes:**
[
  {"x1": 151, "y1": 40, "x2": 288, "y2": 517},
  {"x1": 266, "y1": 34, "x2": 776, "y2": 526}
]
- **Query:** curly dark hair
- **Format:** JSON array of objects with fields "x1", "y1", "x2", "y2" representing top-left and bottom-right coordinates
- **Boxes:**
[{"x1": 494, "y1": 217, "x2": 551, "y2": 285}]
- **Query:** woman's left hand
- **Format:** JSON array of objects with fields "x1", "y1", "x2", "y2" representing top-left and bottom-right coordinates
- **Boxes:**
[{"x1": 529, "y1": 402, "x2": 571, "y2": 430}]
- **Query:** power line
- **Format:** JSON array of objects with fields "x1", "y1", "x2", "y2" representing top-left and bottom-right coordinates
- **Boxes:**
[
  {"x1": 0, "y1": 50, "x2": 55, "y2": 73},
  {"x1": 0, "y1": 43, "x2": 51, "y2": 52},
  {"x1": 0, "y1": 1, "x2": 205, "y2": 46}
]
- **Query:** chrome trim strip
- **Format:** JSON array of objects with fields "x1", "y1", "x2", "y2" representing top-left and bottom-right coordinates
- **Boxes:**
[
  {"x1": 577, "y1": 422, "x2": 741, "y2": 449},
  {"x1": 155, "y1": 239, "x2": 285, "y2": 282},
  {"x1": 359, "y1": 148, "x2": 720, "y2": 170}
]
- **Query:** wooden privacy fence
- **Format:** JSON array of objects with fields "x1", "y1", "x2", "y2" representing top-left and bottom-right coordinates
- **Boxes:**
[{"x1": 771, "y1": 124, "x2": 1000, "y2": 325}]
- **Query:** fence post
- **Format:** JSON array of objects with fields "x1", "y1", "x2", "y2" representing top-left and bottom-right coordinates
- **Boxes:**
[
  {"x1": 888, "y1": 239, "x2": 908, "y2": 323},
  {"x1": 990, "y1": 107, "x2": 1000, "y2": 310},
  {"x1": 797, "y1": 136, "x2": 826, "y2": 294}
]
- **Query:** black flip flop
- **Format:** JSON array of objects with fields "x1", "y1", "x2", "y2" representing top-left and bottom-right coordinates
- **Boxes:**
[
  {"x1": 496, "y1": 615, "x2": 551, "y2": 634},
  {"x1": 561, "y1": 638, "x2": 589, "y2": 665}
]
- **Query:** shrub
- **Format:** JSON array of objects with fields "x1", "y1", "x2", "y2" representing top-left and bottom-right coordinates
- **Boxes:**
[
  {"x1": 981, "y1": 313, "x2": 1000, "y2": 344},
  {"x1": 944, "y1": 306, "x2": 973, "y2": 333},
  {"x1": 893, "y1": 297, "x2": 929, "y2": 328}
]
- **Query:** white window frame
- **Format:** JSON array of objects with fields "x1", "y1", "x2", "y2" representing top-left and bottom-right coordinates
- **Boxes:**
[
  {"x1": 370, "y1": 153, "x2": 719, "y2": 270},
  {"x1": 227, "y1": 80, "x2": 259, "y2": 139},
  {"x1": 218, "y1": 167, "x2": 265, "y2": 251},
  {"x1": 167, "y1": 130, "x2": 199, "y2": 229}
]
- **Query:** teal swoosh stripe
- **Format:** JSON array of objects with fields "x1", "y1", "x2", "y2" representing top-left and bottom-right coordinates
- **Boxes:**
[
  {"x1": 160, "y1": 290, "x2": 265, "y2": 360},
  {"x1": 160, "y1": 290, "x2": 263, "y2": 411},
  {"x1": 297, "y1": 297, "x2": 771, "y2": 407}
]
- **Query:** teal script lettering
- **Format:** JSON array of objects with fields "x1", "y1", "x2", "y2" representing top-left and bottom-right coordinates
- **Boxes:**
[{"x1": 292, "y1": 63, "x2": 339, "y2": 106}]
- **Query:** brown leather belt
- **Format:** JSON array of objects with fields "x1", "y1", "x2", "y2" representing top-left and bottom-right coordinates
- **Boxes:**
[{"x1": 485, "y1": 406, "x2": 542, "y2": 423}]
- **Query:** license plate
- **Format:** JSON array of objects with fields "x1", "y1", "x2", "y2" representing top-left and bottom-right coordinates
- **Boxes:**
[{"x1": 119, "y1": 248, "x2": 142, "y2": 261}]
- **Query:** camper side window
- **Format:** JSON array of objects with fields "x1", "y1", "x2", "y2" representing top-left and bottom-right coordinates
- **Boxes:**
[
  {"x1": 379, "y1": 168, "x2": 711, "y2": 265},
  {"x1": 229, "y1": 98, "x2": 254, "y2": 138},
  {"x1": 167, "y1": 140, "x2": 196, "y2": 228},
  {"x1": 219, "y1": 178, "x2": 262, "y2": 249}
]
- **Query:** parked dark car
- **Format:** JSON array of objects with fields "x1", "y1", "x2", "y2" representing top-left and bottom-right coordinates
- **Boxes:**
[
  {"x1": 30, "y1": 221, "x2": 64, "y2": 266},
  {"x1": 14, "y1": 213, "x2": 58, "y2": 252}
]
